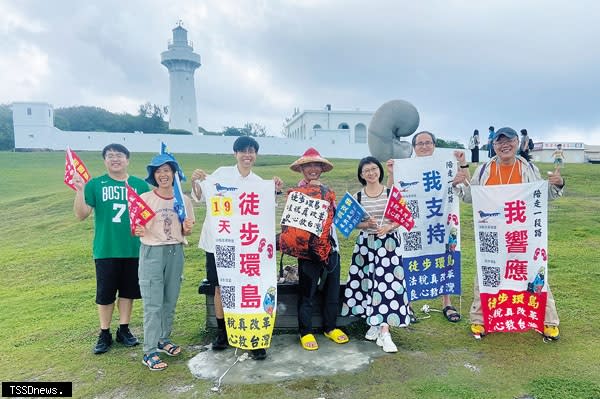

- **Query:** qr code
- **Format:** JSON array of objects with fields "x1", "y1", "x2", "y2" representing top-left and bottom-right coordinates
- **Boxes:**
[
  {"x1": 215, "y1": 245, "x2": 236, "y2": 268},
  {"x1": 406, "y1": 200, "x2": 419, "y2": 219},
  {"x1": 403, "y1": 231, "x2": 422, "y2": 251},
  {"x1": 481, "y1": 265, "x2": 501, "y2": 288},
  {"x1": 220, "y1": 285, "x2": 236, "y2": 309},
  {"x1": 479, "y1": 231, "x2": 498, "y2": 253}
]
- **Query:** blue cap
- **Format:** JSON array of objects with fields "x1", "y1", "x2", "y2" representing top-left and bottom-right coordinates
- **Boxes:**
[
  {"x1": 145, "y1": 154, "x2": 182, "y2": 187},
  {"x1": 493, "y1": 127, "x2": 518, "y2": 142}
]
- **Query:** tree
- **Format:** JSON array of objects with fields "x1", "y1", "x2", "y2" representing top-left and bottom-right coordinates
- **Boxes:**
[
  {"x1": 0, "y1": 104, "x2": 15, "y2": 150},
  {"x1": 435, "y1": 138, "x2": 465, "y2": 149},
  {"x1": 223, "y1": 126, "x2": 243, "y2": 136},
  {"x1": 137, "y1": 102, "x2": 168, "y2": 133},
  {"x1": 244, "y1": 122, "x2": 267, "y2": 137},
  {"x1": 221, "y1": 123, "x2": 268, "y2": 137}
]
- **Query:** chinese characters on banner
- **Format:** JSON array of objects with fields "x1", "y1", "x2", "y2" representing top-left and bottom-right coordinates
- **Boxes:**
[
  {"x1": 281, "y1": 191, "x2": 330, "y2": 236},
  {"x1": 125, "y1": 183, "x2": 156, "y2": 235},
  {"x1": 202, "y1": 178, "x2": 277, "y2": 350},
  {"x1": 383, "y1": 185, "x2": 415, "y2": 231},
  {"x1": 393, "y1": 154, "x2": 461, "y2": 301},
  {"x1": 333, "y1": 192, "x2": 367, "y2": 238},
  {"x1": 471, "y1": 181, "x2": 549, "y2": 334},
  {"x1": 64, "y1": 147, "x2": 90, "y2": 190}
]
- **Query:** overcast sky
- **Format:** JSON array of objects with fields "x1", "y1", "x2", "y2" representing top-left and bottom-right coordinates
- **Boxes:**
[{"x1": 2, "y1": 0, "x2": 600, "y2": 145}]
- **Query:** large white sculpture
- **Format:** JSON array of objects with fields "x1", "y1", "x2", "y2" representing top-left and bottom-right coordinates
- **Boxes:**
[{"x1": 368, "y1": 100, "x2": 419, "y2": 161}]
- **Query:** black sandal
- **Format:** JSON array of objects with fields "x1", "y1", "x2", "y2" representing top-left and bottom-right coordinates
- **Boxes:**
[
  {"x1": 408, "y1": 305, "x2": 419, "y2": 324},
  {"x1": 142, "y1": 352, "x2": 168, "y2": 371},
  {"x1": 442, "y1": 306, "x2": 461, "y2": 323},
  {"x1": 157, "y1": 340, "x2": 181, "y2": 356}
]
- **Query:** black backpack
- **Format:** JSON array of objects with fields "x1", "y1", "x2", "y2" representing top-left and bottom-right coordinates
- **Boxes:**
[{"x1": 528, "y1": 138, "x2": 534, "y2": 150}]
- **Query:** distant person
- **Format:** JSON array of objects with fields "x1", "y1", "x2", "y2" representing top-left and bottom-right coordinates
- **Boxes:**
[
  {"x1": 519, "y1": 129, "x2": 531, "y2": 161},
  {"x1": 284, "y1": 148, "x2": 349, "y2": 351},
  {"x1": 135, "y1": 154, "x2": 195, "y2": 371},
  {"x1": 191, "y1": 136, "x2": 283, "y2": 361},
  {"x1": 487, "y1": 126, "x2": 496, "y2": 158},
  {"x1": 469, "y1": 129, "x2": 480, "y2": 163},
  {"x1": 453, "y1": 127, "x2": 565, "y2": 341},
  {"x1": 342, "y1": 156, "x2": 410, "y2": 353},
  {"x1": 73, "y1": 143, "x2": 149, "y2": 354},
  {"x1": 552, "y1": 144, "x2": 565, "y2": 169}
]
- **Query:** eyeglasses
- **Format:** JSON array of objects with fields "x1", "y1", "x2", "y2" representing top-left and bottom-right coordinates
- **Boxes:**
[
  {"x1": 494, "y1": 138, "x2": 517, "y2": 146},
  {"x1": 105, "y1": 153, "x2": 126, "y2": 160},
  {"x1": 415, "y1": 141, "x2": 434, "y2": 147},
  {"x1": 362, "y1": 167, "x2": 379, "y2": 175}
]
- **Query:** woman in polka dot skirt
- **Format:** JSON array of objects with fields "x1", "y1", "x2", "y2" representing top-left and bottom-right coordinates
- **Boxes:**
[{"x1": 341, "y1": 156, "x2": 411, "y2": 353}]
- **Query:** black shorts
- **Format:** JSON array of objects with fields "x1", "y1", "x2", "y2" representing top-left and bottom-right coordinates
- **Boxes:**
[
  {"x1": 205, "y1": 252, "x2": 219, "y2": 286},
  {"x1": 95, "y1": 258, "x2": 142, "y2": 305}
]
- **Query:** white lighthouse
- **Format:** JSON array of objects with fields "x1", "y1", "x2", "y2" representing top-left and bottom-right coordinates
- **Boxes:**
[{"x1": 161, "y1": 21, "x2": 201, "y2": 134}]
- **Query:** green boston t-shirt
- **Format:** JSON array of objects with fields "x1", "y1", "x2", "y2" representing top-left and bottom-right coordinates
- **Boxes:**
[{"x1": 84, "y1": 174, "x2": 149, "y2": 259}]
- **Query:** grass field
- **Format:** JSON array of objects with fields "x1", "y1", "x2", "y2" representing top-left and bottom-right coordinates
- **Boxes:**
[{"x1": 1, "y1": 151, "x2": 599, "y2": 399}]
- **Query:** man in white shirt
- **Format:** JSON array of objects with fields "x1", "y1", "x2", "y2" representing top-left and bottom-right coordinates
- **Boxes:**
[{"x1": 191, "y1": 136, "x2": 283, "y2": 360}]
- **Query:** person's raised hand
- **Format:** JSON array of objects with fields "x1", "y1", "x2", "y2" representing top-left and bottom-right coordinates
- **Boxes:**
[
  {"x1": 191, "y1": 169, "x2": 207, "y2": 182},
  {"x1": 134, "y1": 225, "x2": 145, "y2": 237},
  {"x1": 454, "y1": 150, "x2": 466, "y2": 166},
  {"x1": 73, "y1": 173, "x2": 85, "y2": 192},
  {"x1": 386, "y1": 159, "x2": 395, "y2": 175},
  {"x1": 182, "y1": 218, "x2": 195, "y2": 235},
  {"x1": 547, "y1": 166, "x2": 564, "y2": 187},
  {"x1": 273, "y1": 176, "x2": 283, "y2": 192}
]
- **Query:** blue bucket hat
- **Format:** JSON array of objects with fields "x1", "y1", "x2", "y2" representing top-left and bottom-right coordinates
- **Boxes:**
[
  {"x1": 145, "y1": 154, "x2": 183, "y2": 187},
  {"x1": 493, "y1": 127, "x2": 518, "y2": 142}
]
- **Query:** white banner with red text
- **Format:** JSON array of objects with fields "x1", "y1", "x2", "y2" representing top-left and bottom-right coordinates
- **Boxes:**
[
  {"x1": 202, "y1": 178, "x2": 277, "y2": 350},
  {"x1": 471, "y1": 181, "x2": 549, "y2": 334}
]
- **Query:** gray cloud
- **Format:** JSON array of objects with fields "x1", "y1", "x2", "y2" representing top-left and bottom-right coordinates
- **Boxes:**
[{"x1": 2, "y1": 0, "x2": 600, "y2": 144}]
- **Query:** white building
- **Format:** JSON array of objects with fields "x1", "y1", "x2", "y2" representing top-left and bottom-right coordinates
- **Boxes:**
[
  {"x1": 530, "y1": 142, "x2": 586, "y2": 163},
  {"x1": 12, "y1": 102, "x2": 597, "y2": 164},
  {"x1": 10, "y1": 102, "x2": 371, "y2": 158},
  {"x1": 11, "y1": 102, "x2": 56, "y2": 148},
  {"x1": 160, "y1": 22, "x2": 201, "y2": 134},
  {"x1": 283, "y1": 105, "x2": 373, "y2": 144}
]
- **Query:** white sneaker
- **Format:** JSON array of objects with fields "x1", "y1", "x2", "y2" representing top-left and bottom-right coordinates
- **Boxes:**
[
  {"x1": 376, "y1": 332, "x2": 398, "y2": 353},
  {"x1": 365, "y1": 325, "x2": 380, "y2": 341}
]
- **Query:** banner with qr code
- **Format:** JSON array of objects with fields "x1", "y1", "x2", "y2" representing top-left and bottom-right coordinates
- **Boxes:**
[
  {"x1": 201, "y1": 178, "x2": 277, "y2": 350},
  {"x1": 471, "y1": 181, "x2": 548, "y2": 334},
  {"x1": 392, "y1": 154, "x2": 461, "y2": 301}
]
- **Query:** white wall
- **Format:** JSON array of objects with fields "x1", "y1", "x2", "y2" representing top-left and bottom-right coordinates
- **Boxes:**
[
  {"x1": 284, "y1": 109, "x2": 373, "y2": 143},
  {"x1": 16, "y1": 127, "x2": 374, "y2": 159},
  {"x1": 11, "y1": 102, "x2": 589, "y2": 163},
  {"x1": 529, "y1": 142, "x2": 585, "y2": 163}
]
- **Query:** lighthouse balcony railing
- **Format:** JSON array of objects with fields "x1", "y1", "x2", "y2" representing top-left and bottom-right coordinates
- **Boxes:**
[{"x1": 168, "y1": 39, "x2": 193, "y2": 49}]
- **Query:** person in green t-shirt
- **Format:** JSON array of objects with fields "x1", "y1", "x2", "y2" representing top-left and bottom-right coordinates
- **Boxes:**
[{"x1": 73, "y1": 143, "x2": 149, "y2": 355}]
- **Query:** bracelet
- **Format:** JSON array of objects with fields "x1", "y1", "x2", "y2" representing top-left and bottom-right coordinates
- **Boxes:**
[{"x1": 460, "y1": 164, "x2": 469, "y2": 169}]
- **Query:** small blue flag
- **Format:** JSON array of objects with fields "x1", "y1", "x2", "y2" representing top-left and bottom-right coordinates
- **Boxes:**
[
  {"x1": 160, "y1": 142, "x2": 187, "y2": 223},
  {"x1": 333, "y1": 192, "x2": 367, "y2": 238}
]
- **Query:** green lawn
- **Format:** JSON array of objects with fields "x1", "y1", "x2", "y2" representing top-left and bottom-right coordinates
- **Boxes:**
[{"x1": 1, "y1": 151, "x2": 599, "y2": 399}]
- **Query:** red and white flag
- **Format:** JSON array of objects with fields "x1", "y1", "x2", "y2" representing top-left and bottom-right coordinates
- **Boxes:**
[
  {"x1": 383, "y1": 185, "x2": 415, "y2": 231},
  {"x1": 64, "y1": 147, "x2": 90, "y2": 190},
  {"x1": 126, "y1": 183, "x2": 156, "y2": 235}
]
